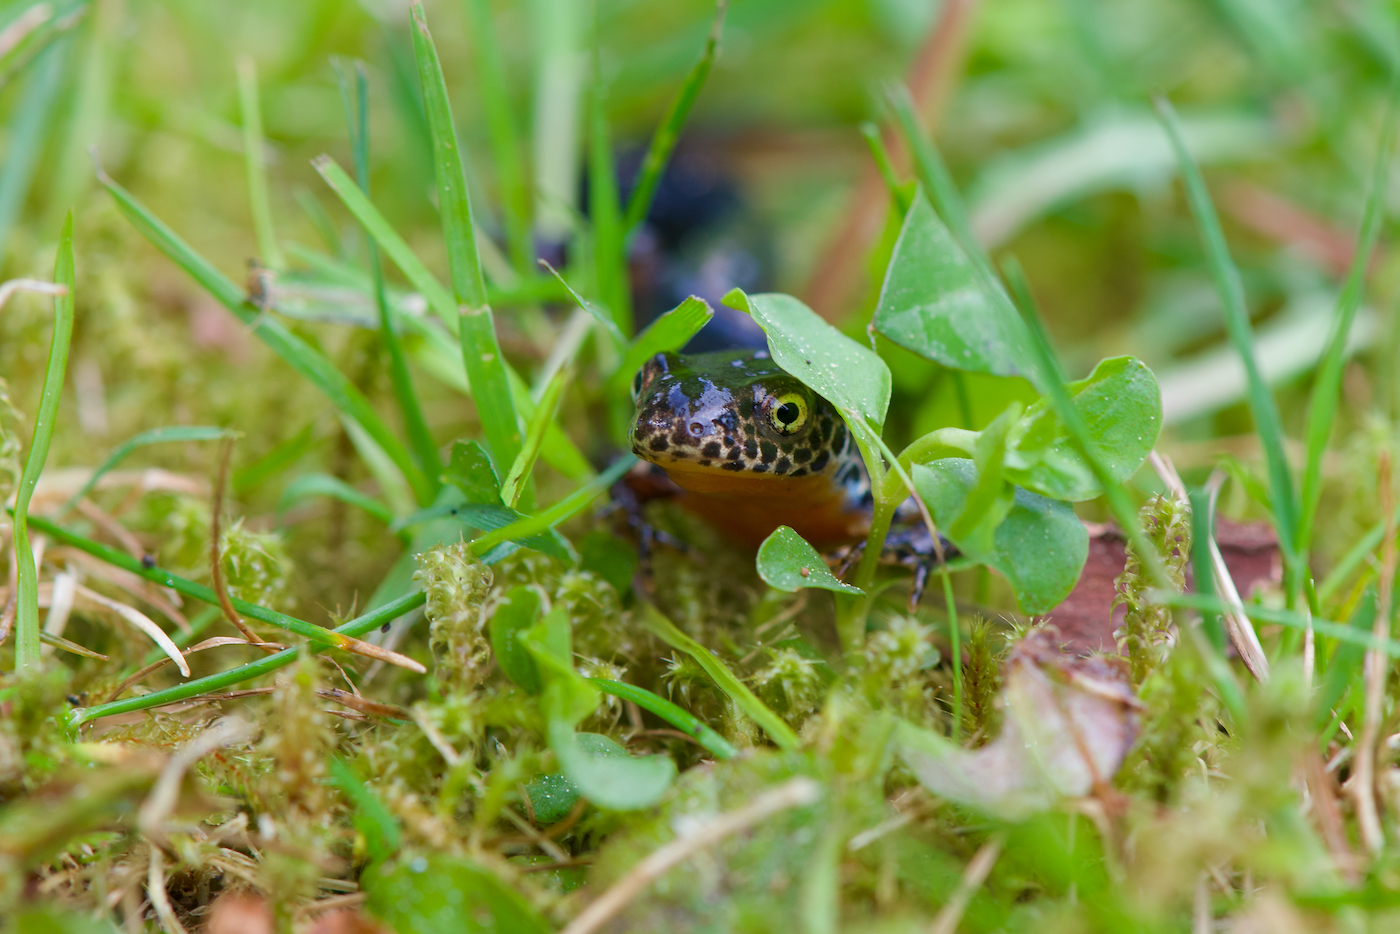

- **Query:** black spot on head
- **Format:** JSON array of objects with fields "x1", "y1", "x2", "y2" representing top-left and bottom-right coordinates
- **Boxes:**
[
  {"x1": 752, "y1": 463, "x2": 769, "y2": 473},
  {"x1": 744, "y1": 440, "x2": 759, "y2": 458},
  {"x1": 702, "y1": 441, "x2": 721, "y2": 458},
  {"x1": 792, "y1": 447, "x2": 812, "y2": 464},
  {"x1": 810, "y1": 450, "x2": 831, "y2": 471},
  {"x1": 727, "y1": 447, "x2": 742, "y2": 461},
  {"x1": 759, "y1": 441, "x2": 777, "y2": 463},
  {"x1": 744, "y1": 423, "x2": 757, "y2": 439},
  {"x1": 698, "y1": 459, "x2": 712, "y2": 467},
  {"x1": 722, "y1": 461, "x2": 745, "y2": 471},
  {"x1": 672, "y1": 429, "x2": 696, "y2": 448},
  {"x1": 649, "y1": 437, "x2": 669, "y2": 452},
  {"x1": 790, "y1": 467, "x2": 808, "y2": 477},
  {"x1": 774, "y1": 457, "x2": 792, "y2": 474}
]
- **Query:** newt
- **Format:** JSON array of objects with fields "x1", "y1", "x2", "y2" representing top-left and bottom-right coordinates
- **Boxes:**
[{"x1": 627, "y1": 348, "x2": 946, "y2": 602}]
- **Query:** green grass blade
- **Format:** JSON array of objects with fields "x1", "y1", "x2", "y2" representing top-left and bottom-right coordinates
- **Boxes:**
[
  {"x1": 587, "y1": 678, "x2": 738, "y2": 760},
  {"x1": 860, "y1": 121, "x2": 912, "y2": 213},
  {"x1": 887, "y1": 85, "x2": 980, "y2": 257},
  {"x1": 589, "y1": 37, "x2": 629, "y2": 335},
  {"x1": 236, "y1": 55, "x2": 284, "y2": 269},
  {"x1": 12, "y1": 211, "x2": 75, "y2": 670},
  {"x1": 410, "y1": 3, "x2": 522, "y2": 474},
  {"x1": 0, "y1": 38, "x2": 67, "y2": 269},
  {"x1": 21, "y1": 510, "x2": 407, "y2": 661},
  {"x1": 500, "y1": 367, "x2": 570, "y2": 508},
  {"x1": 278, "y1": 473, "x2": 395, "y2": 526},
  {"x1": 337, "y1": 58, "x2": 441, "y2": 502},
  {"x1": 610, "y1": 296, "x2": 714, "y2": 389},
  {"x1": 99, "y1": 172, "x2": 433, "y2": 506},
  {"x1": 1297, "y1": 97, "x2": 1398, "y2": 555},
  {"x1": 62, "y1": 425, "x2": 234, "y2": 515},
  {"x1": 1154, "y1": 97, "x2": 1299, "y2": 581},
  {"x1": 621, "y1": 1, "x2": 727, "y2": 234},
  {"x1": 638, "y1": 603, "x2": 799, "y2": 750},
  {"x1": 0, "y1": 1, "x2": 82, "y2": 90},
  {"x1": 67, "y1": 591, "x2": 426, "y2": 727},
  {"x1": 467, "y1": 455, "x2": 635, "y2": 558},
  {"x1": 1002, "y1": 256, "x2": 1168, "y2": 588},
  {"x1": 462, "y1": 0, "x2": 533, "y2": 275},
  {"x1": 232, "y1": 421, "x2": 315, "y2": 495},
  {"x1": 311, "y1": 156, "x2": 457, "y2": 324}
]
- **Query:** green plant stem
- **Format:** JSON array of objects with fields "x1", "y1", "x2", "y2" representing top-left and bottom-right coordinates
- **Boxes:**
[
  {"x1": 237, "y1": 56, "x2": 283, "y2": 270},
  {"x1": 68, "y1": 591, "x2": 426, "y2": 727},
  {"x1": 19, "y1": 510, "x2": 398, "y2": 658},
  {"x1": 942, "y1": 569, "x2": 962, "y2": 739},
  {"x1": 588, "y1": 678, "x2": 737, "y2": 760},
  {"x1": 12, "y1": 211, "x2": 74, "y2": 670}
]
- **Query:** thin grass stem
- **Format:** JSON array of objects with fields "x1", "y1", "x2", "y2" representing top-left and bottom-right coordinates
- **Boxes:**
[
  {"x1": 12, "y1": 211, "x2": 74, "y2": 670},
  {"x1": 236, "y1": 56, "x2": 283, "y2": 270},
  {"x1": 67, "y1": 591, "x2": 426, "y2": 727}
]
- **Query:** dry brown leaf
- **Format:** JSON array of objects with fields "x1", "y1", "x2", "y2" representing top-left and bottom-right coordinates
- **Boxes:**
[{"x1": 898, "y1": 629, "x2": 1140, "y2": 820}]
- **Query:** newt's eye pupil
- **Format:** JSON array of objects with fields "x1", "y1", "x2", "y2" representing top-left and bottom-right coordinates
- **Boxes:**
[{"x1": 776, "y1": 403, "x2": 800, "y2": 425}]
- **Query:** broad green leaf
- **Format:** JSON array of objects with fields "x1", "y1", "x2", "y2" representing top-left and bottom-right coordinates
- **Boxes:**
[
  {"x1": 364, "y1": 854, "x2": 550, "y2": 934},
  {"x1": 874, "y1": 191, "x2": 1026, "y2": 377},
  {"x1": 490, "y1": 586, "x2": 542, "y2": 694},
  {"x1": 442, "y1": 440, "x2": 501, "y2": 504},
  {"x1": 1004, "y1": 356, "x2": 1161, "y2": 501},
  {"x1": 724, "y1": 289, "x2": 891, "y2": 428},
  {"x1": 757, "y1": 526, "x2": 864, "y2": 595},
  {"x1": 914, "y1": 459, "x2": 1088, "y2": 614},
  {"x1": 521, "y1": 770, "x2": 579, "y2": 824},
  {"x1": 277, "y1": 473, "x2": 393, "y2": 525},
  {"x1": 548, "y1": 726, "x2": 674, "y2": 812},
  {"x1": 524, "y1": 610, "x2": 675, "y2": 810},
  {"x1": 63, "y1": 425, "x2": 234, "y2": 513}
]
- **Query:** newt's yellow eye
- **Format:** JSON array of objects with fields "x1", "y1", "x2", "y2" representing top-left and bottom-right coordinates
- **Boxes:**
[{"x1": 769, "y1": 392, "x2": 809, "y2": 434}]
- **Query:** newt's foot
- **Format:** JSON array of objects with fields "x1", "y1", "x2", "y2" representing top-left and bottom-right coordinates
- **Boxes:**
[{"x1": 830, "y1": 525, "x2": 957, "y2": 613}]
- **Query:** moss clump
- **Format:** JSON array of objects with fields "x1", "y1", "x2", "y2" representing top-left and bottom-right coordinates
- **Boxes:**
[
  {"x1": 1114, "y1": 494, "x2": 1191, "y2": 684},
  {"x1": 219, "y1": 518, "x2": 293, "y2": 608},
  {"x1": 416, "y1": 540, "x2": 495, "y2": 692},
  {"x1": 755, "y1": 647, "x2": 825, "y2": 725}
]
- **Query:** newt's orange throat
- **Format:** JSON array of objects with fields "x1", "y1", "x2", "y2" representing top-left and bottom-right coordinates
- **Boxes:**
[{"x1": 628, "y1": 349, "x2": 869, "y2": 547}]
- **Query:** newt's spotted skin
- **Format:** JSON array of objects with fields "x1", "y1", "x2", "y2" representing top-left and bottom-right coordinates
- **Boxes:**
[{"x1": 628, "y1": 349, "x2": 875, "y2": 550}]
